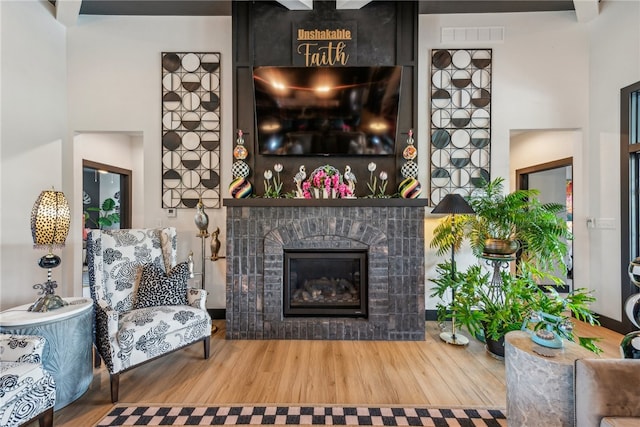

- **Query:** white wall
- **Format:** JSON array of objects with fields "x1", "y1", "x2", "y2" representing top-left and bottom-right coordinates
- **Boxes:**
[
  {"x1": 2, "y1": 1, "x2": 638, "y2": 322},
  {"x1": 418, "y1": 10, "x2": 588, "y2": 194},
  {"x1": 66, "y1": 15, "x2": 233, "y2": 309},
  {"x1": 0, "y1": 1, "x2": 68, "y2": 310},
  {"x1": 510, "y1": 130, "x2": 577, "y2": 181},
  {"x1": 421, "y1": 2, "x2": 640, "y2": 322},
  {"x1": 420, "y1": 11, "x2": 589, "y2": 310},
  {"x1": 583, "y1": 0, "x2": 640, "y2": 320}
]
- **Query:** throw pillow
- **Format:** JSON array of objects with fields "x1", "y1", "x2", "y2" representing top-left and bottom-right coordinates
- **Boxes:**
[{"x1": 134, "y1": 262, "x2": 190, "y2": 309}]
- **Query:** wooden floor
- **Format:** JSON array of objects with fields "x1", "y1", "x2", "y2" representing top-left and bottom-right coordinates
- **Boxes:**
[{"x1": 45, "y1": 320, "x2": 622, "y2": 427}]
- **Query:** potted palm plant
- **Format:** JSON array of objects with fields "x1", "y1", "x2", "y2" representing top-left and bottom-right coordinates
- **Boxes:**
[
  {"x1": 430, "y1": 262, "x2": 601, "y2": 357},
  {"x1": 430, "y1": 178, "x2": 599, "y2": 357},
  {"x1": 431, "y1": 177, "x2": 571, "y2": 283}
]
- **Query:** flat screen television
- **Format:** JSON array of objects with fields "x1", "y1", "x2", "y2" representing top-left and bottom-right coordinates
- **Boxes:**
[{"x1": 253, "y1": 65, "x2": 402, "y2": 156}]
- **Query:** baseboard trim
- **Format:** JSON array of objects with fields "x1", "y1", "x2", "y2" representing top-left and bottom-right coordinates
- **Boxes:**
[
  {"x1": 425, "y1": 310, "x2": 439, "y2": 321},
  {"x1": 207, "y1": 308, "x2": 225, "y2": 320},
  {"x1": 595, "y1": 313, "x2": 631, "y2": 335},
  {"x1": 539, "y1": 284, "x2": 570, "y2": 293},
  {"x1": 207, "y1": 309, "x2": 628, "y2": 337}
]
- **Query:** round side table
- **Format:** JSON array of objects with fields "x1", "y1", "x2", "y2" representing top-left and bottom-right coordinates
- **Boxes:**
[
  {"x1": 0, "y1": 297, "x2": 93, "y2": 410},
  {"x1": 505, "y1": 330, "x2": 593, "y2": 427}
]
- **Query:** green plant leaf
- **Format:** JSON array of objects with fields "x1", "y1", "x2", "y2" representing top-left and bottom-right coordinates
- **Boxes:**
[{"x1": 102, "y1": 198, "x2": 116, "y2": 211}]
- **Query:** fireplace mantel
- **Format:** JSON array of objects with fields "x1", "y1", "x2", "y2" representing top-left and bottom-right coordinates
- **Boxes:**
[
  {"x1": 224, "y1": 200, "x2": 427, "y2": 341},
  {"x1": 223, "y1": 198, "x2": 429, "y2": 208}
]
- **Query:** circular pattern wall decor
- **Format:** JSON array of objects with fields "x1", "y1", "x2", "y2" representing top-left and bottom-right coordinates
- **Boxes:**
[
  {"x1": 161, "y1": 52, "x2": 222, "y2": 209},
  {"x1": 429, "y1": 48, "x2": 492, "y2": 206}
]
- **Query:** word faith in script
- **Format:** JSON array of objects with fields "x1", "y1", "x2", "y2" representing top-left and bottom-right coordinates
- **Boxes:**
[{"x1": 297, "y1": 41, "x2": 349, "y2": 66}]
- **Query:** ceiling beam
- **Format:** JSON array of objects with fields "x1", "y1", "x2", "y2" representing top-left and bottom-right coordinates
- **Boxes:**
[
  {"x1": 336, "y1": 0, "x2": 373, "y2": 9},
  {"x1": 276, "y1": 0, "x2": 313, "y2": 10},
  {"x1": 573, "y1": 0, "x2": 600, "y2": 22},
  {"x1": 55, "y1": 0, "x2": 82, "y2": 27}
]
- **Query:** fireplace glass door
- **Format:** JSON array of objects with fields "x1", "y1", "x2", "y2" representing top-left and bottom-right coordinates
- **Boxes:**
[{"x1": 283, "y1": 249, "x2": 367, "y2": 318}]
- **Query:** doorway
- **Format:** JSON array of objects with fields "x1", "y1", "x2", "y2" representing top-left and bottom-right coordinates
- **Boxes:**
[
  {"x1": 82, "y1": 160, "x2": 132, "y2": 232},
  {"x1": 516, "y1": 157, "x2": 573, "y2": 292}
]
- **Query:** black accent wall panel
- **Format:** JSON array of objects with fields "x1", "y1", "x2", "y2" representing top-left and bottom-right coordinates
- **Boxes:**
[{"x1": 232, "y1": 0, "x2": 418, "y2": 198}]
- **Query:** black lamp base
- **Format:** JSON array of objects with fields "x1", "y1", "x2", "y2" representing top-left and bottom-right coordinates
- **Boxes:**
[{"x1": 30, "y1": 253, "x2": 68, "y2": 312}]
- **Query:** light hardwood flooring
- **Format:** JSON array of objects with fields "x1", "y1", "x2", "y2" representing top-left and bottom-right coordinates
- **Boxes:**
[{"x1": 45, "y1": 320, "x2": 622, "y2": 426}]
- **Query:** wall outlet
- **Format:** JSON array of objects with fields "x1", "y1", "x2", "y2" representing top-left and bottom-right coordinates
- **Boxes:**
[
  {"x1": 597, "y1": 218, "x2": 615, "y2": 229},
  {"x1": 586, "y1": 217, "x2": 595, "y2": 228},
  {"x1": 166, "y1": 208, "x2": 177, "y2": 218}
]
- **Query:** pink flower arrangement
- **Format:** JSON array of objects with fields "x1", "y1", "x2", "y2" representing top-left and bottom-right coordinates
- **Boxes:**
[
  {"x1": 302, "y1": 165, "x2": 353, "y2": 199},
  {"x1": 337, "y1": 183, "x2": 353, "y2": 198}
]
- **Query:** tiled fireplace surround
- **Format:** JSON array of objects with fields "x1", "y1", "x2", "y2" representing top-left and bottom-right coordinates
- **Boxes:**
[{"x1": 224, "y1": 199, "x2": 427, "y2": 341}]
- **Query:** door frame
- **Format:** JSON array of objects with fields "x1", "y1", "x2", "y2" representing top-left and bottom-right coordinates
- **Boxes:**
[
  {"x1": 82, "y1": 159, "x2": 132, "y2": 229},
  {"x1": 516, "y1": 157, "x2": 573, "y2": 292}
]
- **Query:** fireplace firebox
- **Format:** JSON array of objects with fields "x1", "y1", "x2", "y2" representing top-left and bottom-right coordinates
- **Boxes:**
[{"x1": 283, "y1": 249, "x2": 368, "y2": 318}]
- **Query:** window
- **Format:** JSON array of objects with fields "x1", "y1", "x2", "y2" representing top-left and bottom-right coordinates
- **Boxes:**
[{"x1": 621, "y1": 81, "x2": 640, "y2": 332}]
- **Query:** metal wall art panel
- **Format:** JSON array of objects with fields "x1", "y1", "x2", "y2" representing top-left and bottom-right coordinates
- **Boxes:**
[
  {"x1": 429, "y1": 49, "x2": 492, "y2": 206},
  {"x1": 162, "y1": 52, "x2": 221, "y2": 209}
]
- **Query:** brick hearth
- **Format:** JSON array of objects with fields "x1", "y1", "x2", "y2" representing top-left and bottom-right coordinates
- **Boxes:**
[{"x1": 224, "y1": 199, "x2": 427, "y2": 340}]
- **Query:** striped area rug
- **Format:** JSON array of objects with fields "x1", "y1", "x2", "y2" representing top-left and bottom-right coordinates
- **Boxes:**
[{"x1": 96, "y1": 404, "x2": 507, "y2": 426}]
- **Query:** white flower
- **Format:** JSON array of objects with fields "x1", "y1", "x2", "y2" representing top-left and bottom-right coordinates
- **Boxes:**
[
  {"x1": 379, "y1": 171, "x2": 388, "y2": 181},
  {"x1": 264, "y1": 170, "x2": 273, "y2": 180},
  {"x1": 368, "y1": 162, "x2": 377, "y2": 172},
  {"x1": 274, "y1": 163, "x2": 283, "y2": 173}
]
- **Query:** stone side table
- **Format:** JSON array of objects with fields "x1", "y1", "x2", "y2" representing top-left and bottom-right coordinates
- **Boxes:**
[
  {"x1": 0, "y1": 297, "x2": 93, "y2": 410},
  {"x1": 505, "y1": 330, "x2": 593, "y2": 427}
]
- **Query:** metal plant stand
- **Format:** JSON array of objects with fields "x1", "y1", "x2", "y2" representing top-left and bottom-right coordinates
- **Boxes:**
[{"x1": 480, "y1": 254, "x2": 516, "y2": 304}]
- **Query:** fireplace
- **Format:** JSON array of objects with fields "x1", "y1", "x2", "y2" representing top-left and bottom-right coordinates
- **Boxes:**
[
  {"x1": 224, "y1": 199, "x2": 428, "y2": 340},
  {"x1": 284, "y1": 249, "x2": 367, "y2": 318}
]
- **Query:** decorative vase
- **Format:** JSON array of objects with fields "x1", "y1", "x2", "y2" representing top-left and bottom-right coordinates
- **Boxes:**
[
  {"x1": 620, "y1": 330, "x2": 640, "y2": 359},
  {"x1": 229, "y1": 177, "x2": 252, "y2": 199},
  {"x1": 624, "y1": 293, "x2": 640, "y2": 329},
  {"x1": 313, "y1": 188, "x2": 320, "y2": 199},
  {"x1": 323, "y1": 188, "x2": 330, "y2": 199},
  {"x1": 483, "y1": 238, "x2": 519, "y2": 256},
  {"x1": 332, "y1": 189, "x2": 338, "y2": 199},
  {"x1": 398, "y1": 177, "x2": 422, "y2": 199}
]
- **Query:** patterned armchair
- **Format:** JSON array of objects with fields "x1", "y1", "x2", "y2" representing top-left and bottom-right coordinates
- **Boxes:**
[
  {"x1": 0, "y1": 334, "x2": 56, "y2": 427},
  {"x1": 86, "y1": 228, "x2": 211, "y2": 403}
]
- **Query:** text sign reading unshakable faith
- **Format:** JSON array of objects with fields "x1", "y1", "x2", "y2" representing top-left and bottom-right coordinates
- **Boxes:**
[{"x1": 293, "y1": 22, "x2": 357, "y2": 66}]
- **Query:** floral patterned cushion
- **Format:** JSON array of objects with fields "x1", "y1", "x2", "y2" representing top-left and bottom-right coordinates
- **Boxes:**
[
  {"x1": 89, "y1": 228, "x2": 177, "y2": 314},
  {"x1": 0, "y1": 335, "x2": 56, "y2": 427},
  {"x1": 115, "y1": 305, "x2": 210, "y2": 370},
  {"x1": 134, "y1": 262, "x2": 190, "y2": 309},
  {"x1": 0, "y1": 335, "x2": 44, "y2": 363}
]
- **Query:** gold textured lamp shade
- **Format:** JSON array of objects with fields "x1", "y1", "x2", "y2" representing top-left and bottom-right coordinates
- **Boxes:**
[
  {"x1": 28, "y1": 189, "x2": 70, "y2": 312},
  {"x1": 31, "y1": 190, "x2": 70, "y2": 250}
]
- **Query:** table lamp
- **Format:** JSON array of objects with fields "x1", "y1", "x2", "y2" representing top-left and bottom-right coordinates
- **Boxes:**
[
  {"x1": 431, "y1": 193, "x2": 475, "y2": 345},
  {"x1": 28, "y1": 189, "x2": 70, "y2": 312}
]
